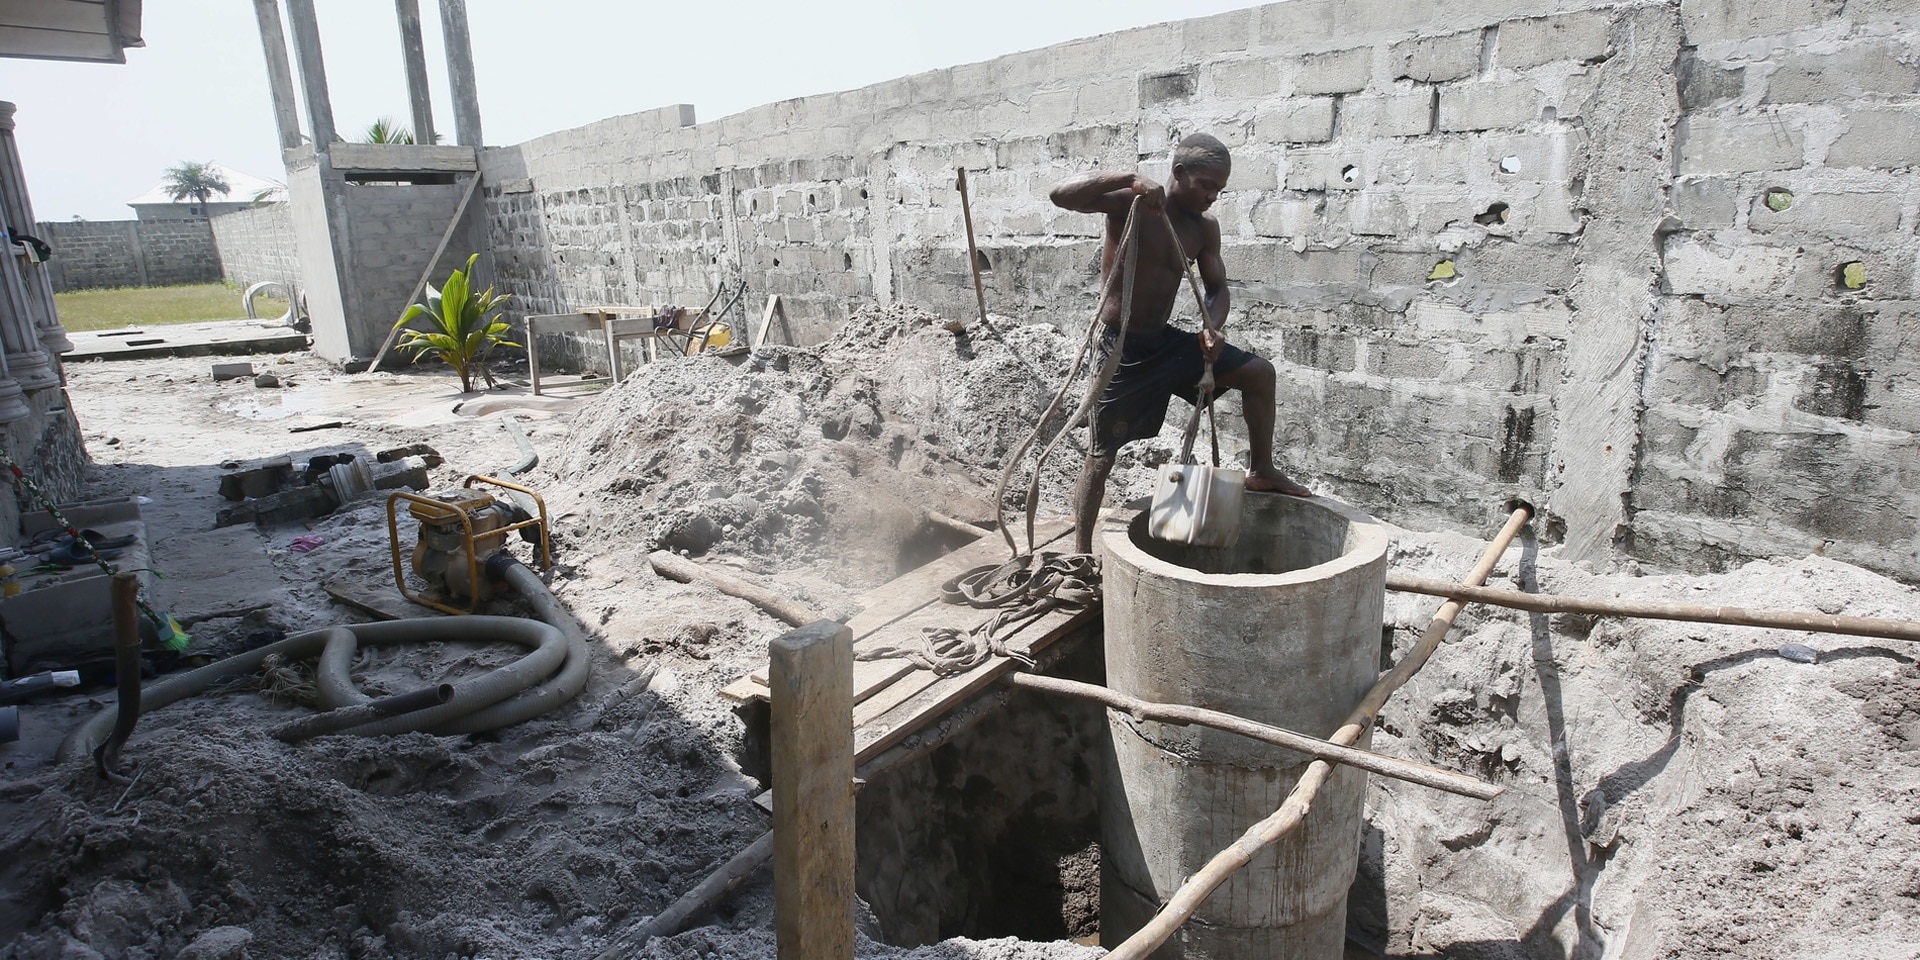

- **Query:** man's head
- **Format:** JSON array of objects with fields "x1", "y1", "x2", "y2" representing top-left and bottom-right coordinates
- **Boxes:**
[{"x1": 1170, "y1": 133, "x2": 1231, "y2": 213}]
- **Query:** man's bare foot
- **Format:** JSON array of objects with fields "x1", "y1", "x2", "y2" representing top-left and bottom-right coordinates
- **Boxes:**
[{"x1": 1246, "y1": 468, "x2": 1311, "y2": 497}]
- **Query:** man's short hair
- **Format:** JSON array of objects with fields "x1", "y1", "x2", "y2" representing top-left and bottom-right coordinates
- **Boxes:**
[{"x1": 1173, "y1": 133, "x2": 1231, "y2": 173}]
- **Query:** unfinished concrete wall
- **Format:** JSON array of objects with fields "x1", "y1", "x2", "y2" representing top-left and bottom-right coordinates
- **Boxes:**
[
  {"x1": 477, "y1": 0, "x2": 1920, "y2": 582},
  {"x1": 338, "y1": 182, "x2": 478, "y2": 348},
  {"x1": 210, "y1": 203, "x2": 300, "y2": 293},
  {"x1": 34, "y1": 219, "x2": 223, "y2": 292}
]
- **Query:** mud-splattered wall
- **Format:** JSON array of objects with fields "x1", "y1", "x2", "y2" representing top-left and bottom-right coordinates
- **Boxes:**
[{"x1": 477, "y1": 0, "x2": 1920, "y2": 582}]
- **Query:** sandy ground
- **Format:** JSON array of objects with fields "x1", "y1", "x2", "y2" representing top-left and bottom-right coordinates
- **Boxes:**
[{"x1": 2, "y1": 306, "x2": 1918, "y2": 959}]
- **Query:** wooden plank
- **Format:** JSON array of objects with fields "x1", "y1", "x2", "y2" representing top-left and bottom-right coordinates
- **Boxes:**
[
  {"x1": 854, "y1": 607, "x2": 1097, "y2": 761},
  {"x1": 753, "y1": 296, "x2": 783, "y2": 350},
  {"x1": 719, "y1": 674, "x2": 769, "y2": 703},
  {"x1": 770, "y1": 622, "x2": 855, "y2": 960}
]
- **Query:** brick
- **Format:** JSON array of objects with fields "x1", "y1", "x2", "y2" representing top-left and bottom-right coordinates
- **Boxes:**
[
  {"x1": 1347, "y1": 192, "x2": 1410, "y2": 236},
  {"x1": 1252, "y1": 197, "x2": 1321, "y2": 238},
  {"x1": 1497, "y1": 11, "x2": 1613, "y2": 71},
  {"x1": 1141, "y1": 67, "x2": 1198, "y2": 105},
  {"x1": 1254, "y1": 97, "x2": 1336, "y2": 144},
  {"x1": 1279, "y1": 327, "x2": 1358, "y2": 372},
  {"x1": 1293, "y1": 48, "x2": 1372, "y2": 96},
  {"x1": 1220, "y1": 242, "x2": 1276, "y2": 282},
  {"x1": 1278, "y1": 248, "x2": 1366, "y2": 285},
  {"x1": 1183, "y1": 8, "x2": 1252, "y2": 54},
  {"x1": 1661, "y1": 235, "x2": 1801, "y2": 297},
  {"x1": 1343, "y1": 90, "x2": 1435, "y2": 138},
  {"x1": 1680, "y1": 0, "x2": 1827, "y2": 44},
  {"x1": 1825, "y1": 106, "x2": 1920, "y2": 169},
  {"x1": 1765, "y1": 44, "x2": 1920, "y2": 103},
  {"x1": 1677, "y1": 116, "x2": 1805, "y2": 175},
  {"x1": 1747, "y1": 190, "x2": 1905, "y2": 237},
  {"x1": 1389, "y1": 30, "x2": 1481, "y2": 83},
  {"x1": 1373, "y1": 342, "x2": 1450, "y2": 380},
  {"x1": 1439, "y1": 82, "x2": 1544, "y2": 132}
]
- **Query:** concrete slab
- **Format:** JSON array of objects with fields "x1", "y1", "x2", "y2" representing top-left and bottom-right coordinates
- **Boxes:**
[
  {"x1": 62, "y1": 319, "x2": 309, "y2": 362},
  {"x1": 150, "y1": 526, "x2": 285, "y2": 624}
]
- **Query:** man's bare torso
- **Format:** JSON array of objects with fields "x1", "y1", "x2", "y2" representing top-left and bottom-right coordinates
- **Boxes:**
[{"x1": 1097, "y1": 205, "x2": 1214, "y2": 335}]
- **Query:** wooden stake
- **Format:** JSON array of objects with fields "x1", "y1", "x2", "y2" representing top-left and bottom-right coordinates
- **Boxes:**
[
  {"x1": 957, "y1": 167, "x2": 989, "y2": 334},
  {"x1": 1106, "y1": 506, "x2": 1532, "y2": 960},
  {"x1": 770, "y1": 621, "x2": 855, "y2": 960},
  {"x1": 1004, "y1": 673, "x2": 1500, "y2": 800},
  {"x1": 1386, "y1": 573, "x2": 1920, "y2": 644},
  {"x1": 648, "y1": 551, "x2": 824, "y2": 628}
]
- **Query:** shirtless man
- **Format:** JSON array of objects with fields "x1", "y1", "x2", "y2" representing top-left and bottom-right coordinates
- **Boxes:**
[{"x1": 1049, "y1": 133, "x2": 1310, "y2": 553}]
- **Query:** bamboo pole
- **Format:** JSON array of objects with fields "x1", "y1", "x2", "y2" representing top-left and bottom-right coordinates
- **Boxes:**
[
  {"x1": 1106, "y1": 506, "x2": 1532, "y2": 960},
  {"x1": 1386, "y1": 573, "x2": 1920, "y2": 644},
  {"x1": 1004, "y1": 673, "x2": 1500, "y2": 800},
  {"x1": 648, "y1": 551, "x2": 824, "y2": 628}
]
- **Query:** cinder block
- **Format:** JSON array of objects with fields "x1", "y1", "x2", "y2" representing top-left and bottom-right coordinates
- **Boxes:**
[
  {"x1": 1252, "y1": 197, "x2": 1322, "y2": 238},
  {"x1": 1278, "y1": 248, "x2": 1366, "y2": 285},
  {"x1": 1220, "y1": 242, "x2": 1276, "y2": 282},
  {"x1": 1293, "y1": 48, "x2": 1372, "y2": 96},
  {"x1": 1344, "y1": 90, "x2": 1436, "y2": 138},
  {"x1": 1347, "y1": 191, "x2": 1410, "y2": 236},
  {"x1": 1141, "y1": 67, "x2": 1199, "y2": 105},
  {"x1": 1660, "y1": 235, "x2": 1801, "y2": 297},
  {"x1": 1229, "y1": 158, "x2": 1280, "y2": 192},
  {"x1": 1390, "y1": 30, "x2": 1482, "y2": 83},
  {"x1": 1372, "y1": 342, "x2": 1450, "y2": 380},
  {"x1": 1496, "y1": 11, "x2": 1612, "y2": 71},
  {"x1": 1438, "y1": 82, "x2": 1543, "y2": 132},
  {"x1": 1026, "y1": 89, "x2": 1074, "y2": 128},
  {"x1": 1825, "y1": 106, "x2": 1920, "y2": 169},
  {"x1": 1680, "y1": 0, "x2": 1827, "y2": 44},
  {"x1": 1748, "y1": 190, "x2": 1905, "y2": 237},
  {"x1": 1670, "y1": 177, "x2": 1739, "y2": 229},
  {"x1": 1284, "y1": 148, "x2": 1366, "y2": 191},
  {"x1": 1076, "y1": 79, "x2": 1136, "y2": 122},
  {"x1": 1677, "y1": 116, "x2": 1805, "y2": 175},
  {"x1": 1766, "y1": 44, "x2": 1920, "y2": 104},
  {"x1": 1183, "y1": 8, "x2": 1252, "y2": 54},
  {"x1": 1208, "y1": 59, "x2": 1277, "y2": 100},
  {"x1": 1254, "y1": 98, "x2": 1336, "y2": 144}
]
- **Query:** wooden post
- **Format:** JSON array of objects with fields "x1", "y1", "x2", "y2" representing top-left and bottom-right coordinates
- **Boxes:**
[
  {"x1": 769, "y1": 621, "x2": 855, "y2": 960},
  {"x1": 439, "y1": 0, "x2": 484, "y2": 147},
  {"x1": 394, "y1": 0, "x2": 437, "y2": 146},
  {"x1": 251, "y1": 0, "x2": 304, "y2": 150},
  {"x1": 281, "y1": 0, "x2": 336, "y2": 147}
]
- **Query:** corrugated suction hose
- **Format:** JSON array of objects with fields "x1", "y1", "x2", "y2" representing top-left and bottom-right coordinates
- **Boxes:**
[{"x1": 59, "y1": 557, "x2": 591, "y2": 761}]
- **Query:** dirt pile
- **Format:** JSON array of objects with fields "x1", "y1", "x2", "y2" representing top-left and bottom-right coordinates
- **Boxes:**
[{"x1": 539, "y1": 303, "x2": 1097, "y2": 583}]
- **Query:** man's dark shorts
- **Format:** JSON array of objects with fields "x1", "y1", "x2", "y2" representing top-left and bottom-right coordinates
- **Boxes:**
[{"x1": 1090, "y1": 324, "x2": 1255, "y2": 457}]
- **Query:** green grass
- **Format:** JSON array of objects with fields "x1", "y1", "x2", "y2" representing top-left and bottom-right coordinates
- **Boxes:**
[{"x1": 54, "y1": 282, "x2": 291, "y2": 332}]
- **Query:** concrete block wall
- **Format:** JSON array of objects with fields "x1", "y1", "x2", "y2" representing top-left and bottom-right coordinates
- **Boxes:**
[
  {"x1": 209, "y1": 203, "x2": 300, "y2": 293},
  {"x1": 338, "y1": 182, "x2": 480, "y2": 354},
  {"x1": 1627, "y1": 0, "x2": 1920, "y2": 579},
  {"x1": 34, "y1": 219, "x2": 223, "y2": 291},
  {"x1": 476, "y1": 0, "x2": 1920, "y2": 582}
]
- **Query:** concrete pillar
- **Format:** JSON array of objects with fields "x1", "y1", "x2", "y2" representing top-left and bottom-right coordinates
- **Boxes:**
[
  {"x1": 0, "y1": 250, "x2": 56, "y2": 394},
  {"x1": 1097, "y1": 495, "x2": 1388, "y2": 960},
  {"x1": 282, "y1": 0, "x2": 336, "y2": 146},
  {"x1": 394, "y1": 0, "x2": 437, "y2": 146},
  {"x1": 251, "y1": 0, "x2": 304, "y2": 151},
  {"x1": 439, "y1": 0, "x2": 483, "y2": 147},
  {"x1": 0, "y1": 102, "x2": 70, "y2": 356}
]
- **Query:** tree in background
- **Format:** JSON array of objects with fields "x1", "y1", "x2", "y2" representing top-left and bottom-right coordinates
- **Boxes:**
[
  {"x1": 362, "y1": 117, "x2": 417, "y2": 144},
  {"x1": 161, "y1": 161, "x2": 230, "y2": 209}
]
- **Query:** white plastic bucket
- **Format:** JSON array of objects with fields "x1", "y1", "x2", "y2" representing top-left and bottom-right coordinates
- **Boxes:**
[{"x1": 1147, "y1": 463, "x2": 1245, "y2": 549}]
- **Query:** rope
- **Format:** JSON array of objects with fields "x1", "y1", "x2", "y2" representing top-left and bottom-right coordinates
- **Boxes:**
[{"x1": 855, "y1": 551, "x2": 1102, "y2": 675}]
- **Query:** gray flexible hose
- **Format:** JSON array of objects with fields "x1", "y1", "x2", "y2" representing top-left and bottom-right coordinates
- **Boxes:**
[{"x1": 58, "y1": 566, "x2": 595, "y2": 759}]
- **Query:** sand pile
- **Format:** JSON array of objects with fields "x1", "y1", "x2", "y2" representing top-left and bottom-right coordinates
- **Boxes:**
[{"x1": 538, "y1": 304, "x2": 1097, "y2": 584}]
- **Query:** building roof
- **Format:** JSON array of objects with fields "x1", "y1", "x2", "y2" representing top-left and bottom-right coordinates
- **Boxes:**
[
  {"x1": 125, "y1": 163, "x2": 286, "y2": 208},
  {"x1": 0, "y1": 0, "x2": 145, "y2": 64}
]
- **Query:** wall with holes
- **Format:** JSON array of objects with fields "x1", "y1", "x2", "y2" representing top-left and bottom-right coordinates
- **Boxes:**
[{"x1": 476, "y1": 0, "x2": 1920, "y2": 581}]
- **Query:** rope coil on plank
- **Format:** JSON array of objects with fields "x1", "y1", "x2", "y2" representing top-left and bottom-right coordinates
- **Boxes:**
[{"x1": 855, "y1": 552, "x2": 1101, "y2": 675}]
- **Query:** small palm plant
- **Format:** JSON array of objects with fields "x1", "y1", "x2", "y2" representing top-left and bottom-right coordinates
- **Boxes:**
[{"x1": 392, "y1": 254, "x2": 516, "y2": 393}]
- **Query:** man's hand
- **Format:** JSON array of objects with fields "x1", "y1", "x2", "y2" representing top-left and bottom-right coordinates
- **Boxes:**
[
  {"x1": 1132, "y1": 175, "x2": 1166, "y2": 211},
  {"x1": 1198, "y1": 324, "x2": 1226, "y2": 364}
]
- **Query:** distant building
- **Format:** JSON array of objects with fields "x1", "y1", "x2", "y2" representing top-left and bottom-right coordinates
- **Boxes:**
[{"x1": 125, "y1": 164, "x2": 286, "y2": 220}]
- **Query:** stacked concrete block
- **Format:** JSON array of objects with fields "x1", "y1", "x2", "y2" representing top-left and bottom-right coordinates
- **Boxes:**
[
  {"x1": 210, "y1": 204, "x2": 300, "y2": 293},
  {"x1": 36, "y1": 219, "x2": 223, "y2": 292}
]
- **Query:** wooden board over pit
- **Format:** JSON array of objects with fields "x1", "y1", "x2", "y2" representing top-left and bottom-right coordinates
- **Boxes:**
[{"x1": 719, "y1": 515, "x2": 1096, "y2": 763}]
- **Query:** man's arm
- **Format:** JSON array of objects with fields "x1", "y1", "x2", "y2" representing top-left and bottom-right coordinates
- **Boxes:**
[
  {"x1": 1197, "y1": 217, "x2": 1231, "y2": 360},
  {"x1": 1050, "y1": 171, "x2": 1165, "y2": 215}
]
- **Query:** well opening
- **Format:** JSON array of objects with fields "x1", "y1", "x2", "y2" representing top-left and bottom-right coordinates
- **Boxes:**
[{"x1": 1128, "y1": 492, "x2": 1357, "y2": 575}]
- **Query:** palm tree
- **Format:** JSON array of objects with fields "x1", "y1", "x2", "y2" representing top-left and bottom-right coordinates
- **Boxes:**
[
  {"x1": 362, "y1": 117, "x2": 416, "y2": 144},
  {"x1": 161, "y1": 161, "x2": 230, "y2": 213}
]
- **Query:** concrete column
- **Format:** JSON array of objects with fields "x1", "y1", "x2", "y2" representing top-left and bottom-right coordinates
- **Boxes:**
[
  {"x1": 282, "y1": 0, "x2": 336, "y2": 146},
  {"x1": 439, "y1": 0, "x2": 483, "y2": 147},
  {"x1": 1097, "y1": 496, "x2": 1389, "y2": 960},
  {"x1": 0, "y1": 102, "x2": 70, "y2": 355},
  {"x1": 394, "y1": 0, "x2": 437, "y2": 145},
  {"x1": 0, "y1": 246, "x2": 57, "y2": 393},
  {"x1": 251, "y1": 0, "x2": 304, "y2": 151}
]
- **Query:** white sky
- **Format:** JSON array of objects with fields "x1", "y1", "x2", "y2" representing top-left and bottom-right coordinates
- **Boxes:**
[{"x1": 0, "y1": 0, "x2": 1264, "y2": 221}]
